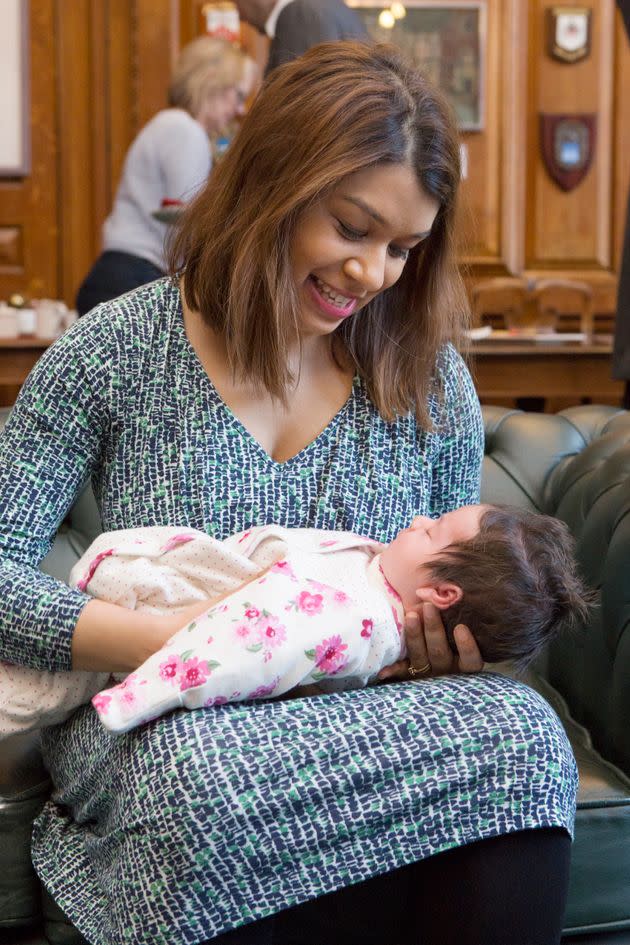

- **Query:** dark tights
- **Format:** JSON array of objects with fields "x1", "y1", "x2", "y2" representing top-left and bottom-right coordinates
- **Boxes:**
[{"x1": 205, "y1": 828, "x2": 571, "y2": 945}]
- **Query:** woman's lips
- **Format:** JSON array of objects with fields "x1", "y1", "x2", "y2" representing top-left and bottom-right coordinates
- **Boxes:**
[{"x1": 307, "y1": 275, "x2": 358, "y2": 319}]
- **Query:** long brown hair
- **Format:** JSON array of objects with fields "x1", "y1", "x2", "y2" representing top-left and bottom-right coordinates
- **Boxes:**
[{"x1": 169, "y1": 41, "x2": 467, "y2": 426}]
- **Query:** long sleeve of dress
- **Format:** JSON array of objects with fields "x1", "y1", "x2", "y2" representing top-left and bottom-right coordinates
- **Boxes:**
[
  {"x1": 0, "y1": 315, "x2": 112, "y2": 670},
  {"x1": 427, "y1": 345, "x2": 484, "y2": 514}
]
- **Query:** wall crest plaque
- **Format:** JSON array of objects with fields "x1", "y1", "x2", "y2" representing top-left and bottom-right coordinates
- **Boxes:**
[
  {"x1": 540, "y1": 114, "x2": 596, "y2": 191},
  {"x1": 547, "y1": 6, "x2": 592, "y2": 62}
]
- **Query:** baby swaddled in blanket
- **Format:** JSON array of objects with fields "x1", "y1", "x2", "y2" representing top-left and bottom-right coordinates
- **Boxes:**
[{"x1": 0, "y1": 505, "x2": 590, "y2": 735}]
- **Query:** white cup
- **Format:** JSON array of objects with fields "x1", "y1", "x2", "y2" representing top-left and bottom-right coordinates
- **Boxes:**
[
  {"x1": 35, "y1": 301, "x2": 62, "y2": 338},
  {"x1": 0, "y1": 305, "x2": 20, "y2": 338},
  {"x1": 17, "y1": 307, "x2": 36, "y2": 335}
]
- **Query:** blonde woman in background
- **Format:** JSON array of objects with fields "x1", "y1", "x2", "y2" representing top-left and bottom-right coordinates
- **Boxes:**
[{"x1": 76, "y1": 37, "x2": 255, "y2": 316}]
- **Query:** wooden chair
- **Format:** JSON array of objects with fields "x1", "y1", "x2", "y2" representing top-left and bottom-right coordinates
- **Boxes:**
[
  {"x1": 471, "y1": 278, "x2": 529, "y2": 330},
  {"x1": 530, "y1": 279, "x2": 594, "y2": 337}
]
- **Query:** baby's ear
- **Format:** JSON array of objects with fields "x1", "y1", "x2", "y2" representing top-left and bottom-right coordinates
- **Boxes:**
[{"x1": 416, "y1": 581, "x2": 463, "y2": 610}]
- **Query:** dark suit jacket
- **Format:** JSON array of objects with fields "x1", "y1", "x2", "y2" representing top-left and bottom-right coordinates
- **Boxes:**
[
  {"x1": 265, "y1": 0, "x2": 369, "y2": 74},
  {"x1": 613, "y1": 0, "x2": 630, "y2": 378}
]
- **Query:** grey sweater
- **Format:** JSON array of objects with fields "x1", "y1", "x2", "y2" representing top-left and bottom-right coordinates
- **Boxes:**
[{"x1": 102, "y1": 108, "x2": 211, "y2": 270}]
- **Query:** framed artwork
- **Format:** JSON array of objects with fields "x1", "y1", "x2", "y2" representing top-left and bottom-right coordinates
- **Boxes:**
[
  {"x1": 0, "y1": 0, "x2": 30, "y2": 176},
  {"x1": 345, "y1": 1, "x2": 486, "y2": 131}
]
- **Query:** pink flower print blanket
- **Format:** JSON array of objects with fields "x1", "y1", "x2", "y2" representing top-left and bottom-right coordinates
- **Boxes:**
[{"x1": 0, "y1": 526, "x2": 406, "y2": 737}]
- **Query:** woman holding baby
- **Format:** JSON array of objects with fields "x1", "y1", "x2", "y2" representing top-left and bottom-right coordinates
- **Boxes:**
[{"x1": 0, "y1": 42, "x2": 575, "y2": 944}]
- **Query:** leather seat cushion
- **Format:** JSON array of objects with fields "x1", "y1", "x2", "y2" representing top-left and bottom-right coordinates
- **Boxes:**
[{"x1": 530, "y1": 673, "x2": 630, "y2": 935}]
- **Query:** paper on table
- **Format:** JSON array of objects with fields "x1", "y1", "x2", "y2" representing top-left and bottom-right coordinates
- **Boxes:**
[{"x1": 475, "y1": 329, "x2": 588, "y2": 343}]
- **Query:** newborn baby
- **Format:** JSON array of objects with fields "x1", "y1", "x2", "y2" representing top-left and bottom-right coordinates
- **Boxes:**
[{"x1": 0, "y1": 505, "x2": 590, "y2": 736}]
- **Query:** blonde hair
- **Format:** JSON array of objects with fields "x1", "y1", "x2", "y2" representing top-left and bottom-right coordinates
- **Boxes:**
[
  {"x1": 168, "y1": 37, "x2": 248, "y2": 117},
  {"x1": 170, "y1": 42, "x2": 467, "y2": 426}
]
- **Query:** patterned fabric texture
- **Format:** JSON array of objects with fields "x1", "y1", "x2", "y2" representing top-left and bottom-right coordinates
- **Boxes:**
[{"x1": 0, "y1": 279, "x2": 577, "y2": 944}]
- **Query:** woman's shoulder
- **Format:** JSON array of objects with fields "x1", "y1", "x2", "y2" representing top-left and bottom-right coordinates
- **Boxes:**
[
  {"x1": 34, "y1": 278, "x2": 179, "y2": 374},
  {"x1": 428, "y1": 344, "x2": 482, "y2": 436}
]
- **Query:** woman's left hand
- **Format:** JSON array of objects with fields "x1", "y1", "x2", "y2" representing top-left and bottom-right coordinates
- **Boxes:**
[{"x1": 377, "y1": 602, "x2": 484, "y2": 682}]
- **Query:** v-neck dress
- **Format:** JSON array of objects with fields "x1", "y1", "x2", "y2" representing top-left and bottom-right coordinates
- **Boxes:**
[{"x1": 0, "y1": 279, "x2": 577, "y2": 945}]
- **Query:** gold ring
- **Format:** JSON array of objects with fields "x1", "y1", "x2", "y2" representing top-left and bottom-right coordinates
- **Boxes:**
[{"x1": 408, "y1": 661, "x2": 431, "y2": 678}]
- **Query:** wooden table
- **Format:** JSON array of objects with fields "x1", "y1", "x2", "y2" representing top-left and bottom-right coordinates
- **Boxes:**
[
  {"x1": 0, "y1": 336, "x2": 55, "y2": 405},
  {"x1": 0, "y1": 335, "x2": 625, "y2": 409},
  {"x1": 470, "y1": 337, "x2": 624, "y2": 405}
]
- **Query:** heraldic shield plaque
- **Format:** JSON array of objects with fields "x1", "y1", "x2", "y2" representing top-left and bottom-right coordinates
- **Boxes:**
[
  {"x1": 540, "y1": 114, "x2": 597, "y2": 191},
  {"x1": 547, "y1": 6, "x2": 592, "y2": 62}
]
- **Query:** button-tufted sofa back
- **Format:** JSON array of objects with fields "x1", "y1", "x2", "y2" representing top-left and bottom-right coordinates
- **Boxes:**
[{"x1": 481, "y1": 405, "x2": 630, "y2": 776}]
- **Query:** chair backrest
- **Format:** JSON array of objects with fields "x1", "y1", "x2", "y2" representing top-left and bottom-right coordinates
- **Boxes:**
[
  {"x1": 481, "y1": 404, "x2": 630, "y2": 775},
  {"x1": 471, "y1": 277, "x2": 529, "y2": 330},
  {"x1": 531, "y1": 278, "x2": 594, "y2": 336}
]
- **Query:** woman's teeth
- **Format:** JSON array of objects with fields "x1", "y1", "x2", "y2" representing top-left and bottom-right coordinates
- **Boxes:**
[{"x1": 313, "y1": 276, "x2": 353, "y2": 308}]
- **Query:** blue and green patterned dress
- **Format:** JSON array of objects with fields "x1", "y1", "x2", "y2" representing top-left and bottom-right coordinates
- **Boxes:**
[{"x1": 0, "y1": 279, "x2": 577, "y2": 945}]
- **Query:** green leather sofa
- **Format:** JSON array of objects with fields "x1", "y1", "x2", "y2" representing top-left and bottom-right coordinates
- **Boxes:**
[{"x1": 1, "y1": 404, "x2": 630, "y2": 944}]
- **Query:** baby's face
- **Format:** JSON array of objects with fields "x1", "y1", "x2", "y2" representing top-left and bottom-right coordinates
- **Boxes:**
[{"x1": 380, "y1": 505, "x2": 486, "y2": 610}]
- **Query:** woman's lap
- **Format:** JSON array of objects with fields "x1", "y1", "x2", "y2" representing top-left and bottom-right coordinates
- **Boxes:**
[{"x1": 32, "y1": 673, "x2": 577, "y2": 945}]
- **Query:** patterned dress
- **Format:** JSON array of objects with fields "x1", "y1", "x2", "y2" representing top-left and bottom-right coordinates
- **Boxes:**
[{"x1": 0, "y1": 279, "x2": 577, "y2": 945}]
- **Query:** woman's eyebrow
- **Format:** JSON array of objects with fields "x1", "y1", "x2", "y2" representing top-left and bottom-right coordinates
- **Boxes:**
[{"x1": 340, "y1": 196, "x2": 431, "y2": 240}]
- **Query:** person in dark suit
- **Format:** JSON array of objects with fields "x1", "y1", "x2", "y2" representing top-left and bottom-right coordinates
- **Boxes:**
[
  {"x1": 235, "y1": 0, "x2": 368, "y2": 73},
  {"x1": 613, "y1": 0, "x2": 630, "y2": 405}
]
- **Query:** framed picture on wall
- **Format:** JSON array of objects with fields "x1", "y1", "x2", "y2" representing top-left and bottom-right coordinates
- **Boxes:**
[
  {"x1": 345, "y1": 1, "x2": 486, "y2": 131},
  {"x1": 0, "y1": 0, "x2": 30, "y2": 176}
]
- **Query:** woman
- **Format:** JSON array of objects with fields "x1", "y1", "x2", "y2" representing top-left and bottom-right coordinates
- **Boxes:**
[
  {"x1": 0, "y1": 43, "x2": 575, "y2": 945},
  {"x1": 75, "y1": 36, "x2": 255, "y2": 316}
]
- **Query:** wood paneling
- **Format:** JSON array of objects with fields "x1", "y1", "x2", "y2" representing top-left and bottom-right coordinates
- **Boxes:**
[
  {"x1": 526, "y1": 0, "x2": 615, "y2": 268},
  {"x1": 1, "y1": 0, "x2": 628, "y2": 319},
  {"x1": 0, "y1": 0, "x2": 58, "y2": 300},
  {"x1": 614, "y1": 5, "x2": 630, "y2": 271}
]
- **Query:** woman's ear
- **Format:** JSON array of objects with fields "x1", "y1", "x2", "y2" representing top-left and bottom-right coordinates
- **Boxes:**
[{"x1": 415, "y1": 581, "x2": 463, "y2": 610}]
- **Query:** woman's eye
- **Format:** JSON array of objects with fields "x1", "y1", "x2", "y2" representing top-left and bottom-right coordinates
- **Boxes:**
[
  {"x1": 388, "y1": 244, "x2": 410, "y2": 261},
  {"x1": 337, "y1": 221, "x2": 366, "y2": 241}
]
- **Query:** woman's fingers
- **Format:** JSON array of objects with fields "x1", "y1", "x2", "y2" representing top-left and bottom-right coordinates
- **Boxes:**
[
  {"x1": 453, "y1": 624, "x2": 484, "y2": 673},
  {"x1": 422, "y1": 601, "x2": 455, "y2": 674},
  {"x1": 378, "y1": 610, "x2": 429, "y2": 681},
  {"x1": 404, "y1": 609, "x2": 430, "y2": 667},
  {"x1": 377, "y1": 659, "x2": 410, "y2": 681},
  {"x1": 378, "y1": 607, "x2": 484, "y2": 682}
]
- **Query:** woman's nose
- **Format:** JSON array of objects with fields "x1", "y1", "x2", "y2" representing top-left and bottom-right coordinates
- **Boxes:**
[{"x1": 343, "y1": 247, "x2": 388, "y2": 293}]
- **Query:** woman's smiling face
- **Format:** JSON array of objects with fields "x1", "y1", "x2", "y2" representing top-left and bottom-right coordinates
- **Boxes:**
[{"x1": 290, "y1": 162, "x2": 439, "y2": 337}]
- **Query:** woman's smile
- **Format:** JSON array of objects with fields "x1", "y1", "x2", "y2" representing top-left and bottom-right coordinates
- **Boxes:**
[{"x1": 307, "y1": 275, "x2": 359, "y2": 320}]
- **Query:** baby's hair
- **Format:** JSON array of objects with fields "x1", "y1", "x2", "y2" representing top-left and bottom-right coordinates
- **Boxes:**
[{"x1": 426, "y1": 505, "x2": 593, "y2": 671}]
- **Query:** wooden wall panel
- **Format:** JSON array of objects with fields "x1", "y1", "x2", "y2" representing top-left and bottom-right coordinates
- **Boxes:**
[
  {"x1": 526, "y1": 0, "x2": 615, "y2": 269},
  {"x1": 107, "y1": 2, "x2": 136, "y2": 217},
  {"x1": 614, "y1": 5, "x2": 630, "y2": 271},
  {"x1": 57, "y1": 0, "x2": 175, "y2": 306},
  {"x1": 0, "y1": 0, "x2": 58, "y2": 300},
  {"x1": 1, "y1": 0, "x2": 629, "y2": 317},
  {"x1": 456, "y1": 0, "x2": 502, "y2": 265},
  {"x1": 135, "y1": 0, "x2": 180, "y2": 129},
  {"x1": 56, "y1": 0, "x2": 105, "y2": 305}
]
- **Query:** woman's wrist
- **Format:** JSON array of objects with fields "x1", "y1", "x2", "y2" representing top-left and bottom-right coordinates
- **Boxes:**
[{"x1": 71, "y1": 598, "x2": 169, "y2": 672}]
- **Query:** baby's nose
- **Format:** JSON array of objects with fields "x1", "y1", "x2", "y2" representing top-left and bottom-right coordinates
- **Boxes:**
[{"x1": 411, "y1": 515, "x2": 431, "y2": 529}]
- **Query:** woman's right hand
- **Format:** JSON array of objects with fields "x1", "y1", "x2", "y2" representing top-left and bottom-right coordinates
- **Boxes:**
[
  {"x1": 71, "y1": 597, "x2": 215, "y2": 673},
  {"x1": 377, "y1": 602, "x2": 484, "y2": 682}
]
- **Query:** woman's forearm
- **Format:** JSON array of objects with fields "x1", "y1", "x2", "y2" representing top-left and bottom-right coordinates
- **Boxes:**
[
  {"x1": 71, "y1": 593, "x2": 241, "y2": 672},
  {"x1": 71, "y1": 564, "x2": 274, "y2": 673},
  {"x1": 71, "y1": 598, "x2": 169, "y2": 672}
]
